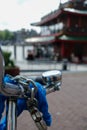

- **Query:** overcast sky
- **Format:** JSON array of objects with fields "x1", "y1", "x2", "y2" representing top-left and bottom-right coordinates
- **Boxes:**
[{"x1": 0, "y1": 0, "x2": 67, "y2": 32}]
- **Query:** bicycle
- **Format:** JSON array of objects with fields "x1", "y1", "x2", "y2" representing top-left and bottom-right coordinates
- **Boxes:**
[{"x1": 0, "y1": 48, "x2": 62, "y2": 130}]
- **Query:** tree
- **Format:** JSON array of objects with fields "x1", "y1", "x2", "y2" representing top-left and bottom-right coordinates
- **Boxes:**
[{"x1": 0, "y1": 30, "x2": 14, "y2": 41}]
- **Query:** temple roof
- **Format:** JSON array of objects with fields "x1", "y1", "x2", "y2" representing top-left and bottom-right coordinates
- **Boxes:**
[
  {"x1": 64, "y1": 8, "x2": 87, "y2": 15},
  {"x1": 31, "y1": 9, "x2": 62, "y2": 26},
  {"x1": 25, "y1": 34, "x2": 87, "y2": 45},
  {"x1": 31, "y1": 7, "x2": 87, "y2": 27},
  {"x1": 58, "y1": 35, "x2": 87, "y2": 42},
  {"x1": 25, "y1": 35, "x2": 55, "y2": 44}
]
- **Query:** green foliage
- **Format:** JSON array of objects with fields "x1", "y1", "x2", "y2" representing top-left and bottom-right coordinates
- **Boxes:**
[
  {"x1": 2, "y1": 51, "x2": 15, "y2": 68},
  {"x1": 0, "y1": 30, "x2": 14, "y2": 41}
]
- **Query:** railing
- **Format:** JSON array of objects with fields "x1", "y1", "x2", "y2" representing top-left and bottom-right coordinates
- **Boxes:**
[{"x1": 64, "y1": 26, "x2": 87, "y2": 36}]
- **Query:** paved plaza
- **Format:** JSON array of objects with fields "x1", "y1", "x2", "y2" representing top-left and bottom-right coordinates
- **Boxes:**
[
  {"x1": 16, "y1": 60, "x2": 87, "y2": 77},
  {"x1": 15, "y1": 60, "x2": 87, "y2": 130}
]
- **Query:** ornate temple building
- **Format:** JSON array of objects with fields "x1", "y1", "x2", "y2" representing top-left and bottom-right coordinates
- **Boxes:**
[{"x1": 26, "y1": 0, "x2": 87, "y2": 63}]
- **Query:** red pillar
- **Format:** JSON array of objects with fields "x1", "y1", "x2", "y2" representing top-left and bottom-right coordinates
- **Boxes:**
[
  {"x1": 67, "y1": 16, "x2": 71, "y2": 27},
  {"x1": 61, "y1": 42, "x2": 65, "y2": 58},
  {"x1": 78, "y1": 16, "x2": 81, "y2": 27}
]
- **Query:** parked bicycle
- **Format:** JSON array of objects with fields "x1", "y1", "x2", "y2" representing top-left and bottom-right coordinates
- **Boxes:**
[{"x1": 0, "y1": 47, "x2": 62, "y2": 130}]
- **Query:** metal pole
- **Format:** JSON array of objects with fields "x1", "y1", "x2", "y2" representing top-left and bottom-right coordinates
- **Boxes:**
[
  {"x1": 22, "y1": 45, "x2": 25, "y2": 59},
  {"x1": 7, "y1": 98, "x2": 17, "y2": 130},
  {"x1": 14, "y1": 45, "x2": 16, "y2": 60}
]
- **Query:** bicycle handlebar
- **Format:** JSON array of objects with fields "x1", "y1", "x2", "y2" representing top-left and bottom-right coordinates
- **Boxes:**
[
  {"x1": 1, "y1": 70, "x2": 62, "y2": 130},
  {"x1": 1, "y1": 70, "x2": 62, "y2": 98}
]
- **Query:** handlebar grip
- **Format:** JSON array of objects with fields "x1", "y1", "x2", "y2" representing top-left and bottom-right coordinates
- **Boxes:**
[{"x1": 1, "y1": 82, "x2": 24, "y2": 97}]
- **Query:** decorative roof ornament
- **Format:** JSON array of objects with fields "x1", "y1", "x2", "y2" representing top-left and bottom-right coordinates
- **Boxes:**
[{"x1": 59, "y1": 0, "x2": 87, "y2": 10}]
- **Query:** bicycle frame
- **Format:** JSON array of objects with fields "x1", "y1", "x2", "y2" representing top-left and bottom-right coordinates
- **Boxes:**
[{"x1": 6, "y1": 97, "x2": 17, "y2": 130}]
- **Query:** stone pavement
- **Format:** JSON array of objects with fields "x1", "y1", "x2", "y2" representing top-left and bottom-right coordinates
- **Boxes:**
[{"x1": 16, "y1": 71, "x2": 87, "y2": 130}]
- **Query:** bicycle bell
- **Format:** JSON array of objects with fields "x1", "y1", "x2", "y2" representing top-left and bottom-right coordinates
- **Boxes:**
[{"x1": 42, "y1": 70, "x2": 62, "y2": 87}]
